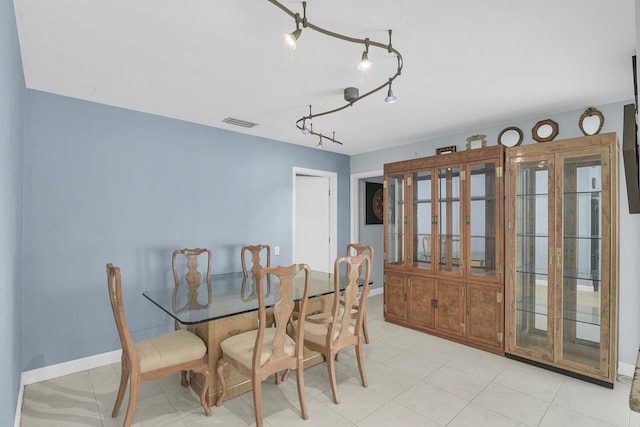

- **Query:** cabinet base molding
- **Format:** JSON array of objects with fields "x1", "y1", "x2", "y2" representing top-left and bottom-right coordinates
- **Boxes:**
[{"x1": 505, "y1": 352, "x2": 614, "y2": 389}]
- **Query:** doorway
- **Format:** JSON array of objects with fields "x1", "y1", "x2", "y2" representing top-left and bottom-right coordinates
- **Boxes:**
[
  {"x1": 293, "y1": 167, "x2": 337, "y2": 273},
  {"x1": 350, "y1": 170, "x2": 384, "y2": 293}
]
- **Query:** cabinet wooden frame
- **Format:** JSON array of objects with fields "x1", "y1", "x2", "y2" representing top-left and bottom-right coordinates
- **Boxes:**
[
  {"x1": 504, "y1": 133, "x2": 619, "y2": 387},
  {"x1": 383, "y1": 145, "x2": 505, "y2": 354}
]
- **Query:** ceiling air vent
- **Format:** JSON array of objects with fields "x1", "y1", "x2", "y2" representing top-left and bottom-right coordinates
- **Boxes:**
[{"x1": 222, "y1": 117, "x2": 258, "y2": 128}]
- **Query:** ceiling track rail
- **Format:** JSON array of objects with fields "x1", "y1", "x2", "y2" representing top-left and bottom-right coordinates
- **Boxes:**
[{"x1": 267, "y1": 0, "x2": 404, "y2": 147}]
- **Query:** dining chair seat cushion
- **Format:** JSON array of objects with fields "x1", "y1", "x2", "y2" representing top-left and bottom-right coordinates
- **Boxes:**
[
  {"x1": 302, "y1": 313, "x2": 354, "y2": 346},
  {"x1": 220, "y1": 328, "x2": 295, "y2": 368},
  {"x1": 136, "y1": 330, "x2": 207, "y2": 373}
]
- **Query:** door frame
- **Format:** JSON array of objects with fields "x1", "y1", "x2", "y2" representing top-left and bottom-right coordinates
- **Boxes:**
[{"x1": 292, "y1": 167, "x2": 338, "y2": 271}]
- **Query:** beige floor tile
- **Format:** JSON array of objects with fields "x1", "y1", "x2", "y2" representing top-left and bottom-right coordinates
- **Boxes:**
[
  {"x1": 447, "y1": 402, "x2": 525, "y2": 427},
  {"x1": 472, "y1": 382, "x2": 550, "y2": 426},
  {"x1": 382, "y1": 349, "x2": 442, "y2": 379},
  {"x1": 445, "y1": 348, "x2": 510, "y2": 381},
  {"x1": 552, "y1": 377, "x2": 631, "y2": 427},
  {"x1": 395, "y1": 381, "x2": 469, "y2": 425},
  {"x1": 357, "y1": 400, "x2": 442, "y2": 427},
  {"x1": 424, "y1": 365, "x2": 491, "y2": 400},
  {"x1": 492, "y1": 361, "x2": 564, "y2": 402},
  {"x1": 264, "y1": 397, "x2": 354, "y2": 427},
  {"x1": 539, "y1": 404, "x2": 619, "y2": 427}
]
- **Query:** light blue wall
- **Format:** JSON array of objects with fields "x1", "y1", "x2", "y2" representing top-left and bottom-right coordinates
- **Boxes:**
[
  {"x1": 351, "y1": 100, "x2": 640, "y2": 369},
  {"x1": 0, "y1": 0, "x2": 25, "y2": 423},
  {"x1": 21, "y1": 90, "x2": 350, "y2": 370}
]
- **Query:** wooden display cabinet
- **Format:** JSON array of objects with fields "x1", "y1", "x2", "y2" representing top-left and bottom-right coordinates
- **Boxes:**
[
  {"x1": 504, "y1": 133, "x2": 618, "y2": 387},
  {"x1": 383, "y1": 145, "x2": 505, "y2": 354}
]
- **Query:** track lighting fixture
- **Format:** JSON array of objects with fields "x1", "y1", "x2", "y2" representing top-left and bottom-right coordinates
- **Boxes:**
[
  {"x1": 385, "y1": 79, "x2": 397, "y2": 104},
  {"x1": 284, "y1": 27, "x2": 301, "y2": 49},
  {"x1": 357, "y1": 39, "x2": 372, "y2": 71},
  {"x1": 268, "y1": 1, "x2": 403, "y2": 147}
]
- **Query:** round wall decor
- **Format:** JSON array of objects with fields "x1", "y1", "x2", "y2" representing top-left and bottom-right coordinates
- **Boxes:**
[{"x1": 532, "y1": 119, "x2": 559, "y2": 143}]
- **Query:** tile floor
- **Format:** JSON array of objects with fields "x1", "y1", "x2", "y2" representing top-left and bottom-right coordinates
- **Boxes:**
[{"x1": 20, "y1": 294, "x2": 637, "y2": 426}]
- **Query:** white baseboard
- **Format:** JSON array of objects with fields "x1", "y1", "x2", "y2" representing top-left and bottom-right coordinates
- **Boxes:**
[
  {"x1": 369, "y1": 287, "x2": 383, "y2": 297},
  {"x1": 21, "y1": 349, "x2": 122, "y2": 386},
  {"x1": 619, "y1": 360, "x2": 635, "y2": 378},
  {"x1": 15, "y1": 350, "x2": 121, "y2": 427}
]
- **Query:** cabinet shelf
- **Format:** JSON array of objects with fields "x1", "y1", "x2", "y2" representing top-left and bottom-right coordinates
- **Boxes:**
[
  {"x1": 516, "y1": 193, "x2": 549, "y2": 198},
  {"x1": 516, "y1": 267, "x2": 602, "y2": 283},
  {"x1": 515, "y1": 303, "x2": 601, "y2": 326}
]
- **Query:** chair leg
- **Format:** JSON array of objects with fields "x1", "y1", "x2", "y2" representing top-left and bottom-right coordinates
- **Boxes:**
[
  {"x1": 180, "y1": 370, "x2": 189, "y2": 387},
  {"x1": 215, "y1": 359, "x2": 227, "y2": 407},
  {"x1": 123, "y1": 377, "x2": 139, "y2": 427},
  {"x1": 252, "y1": 377, "x2": 264, "y2": 427},
  {"x1": 112, "y1": 359, "x2": 129, "y2": 417},
  {"x1": 296, "y1": 362, "x2": 308, "y2": 420},
  {"x1": 355, "y1": 340, "x2": 368, "y2": 388},
  {"x1": 193, "y1": 363, "x2": 212, "y2": 416},
  {"x1": 326, "y1": 351, "x2": 339, "y2": 404},
  {"x1": 362, "y1": 309, "x2": 370, "y2": 344}
]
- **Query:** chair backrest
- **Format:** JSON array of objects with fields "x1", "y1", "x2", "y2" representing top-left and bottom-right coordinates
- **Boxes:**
[
  {"x1": 241, "y1": 245, "x2": 271, "y2": 278},
  {"x1": 330, "y1": 254, "x2": 371, "y2": 342},
  {"x1": 106, "y1": 263, "x2": 139, "y2": 370},
  {"x1": 346, "y1": 243, "x2": 374, "y2": 275},
  {"x1": 253, "y1": 264, "x2": 310, "y2": 371},
  {"x1": 172, "y1": 248, "x2": 212, "y2": 288}
]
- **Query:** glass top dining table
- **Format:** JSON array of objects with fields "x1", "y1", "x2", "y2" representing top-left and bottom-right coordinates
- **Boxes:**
[{"x1": 143, "y1": 270, "x2": 345, "y2": 325}]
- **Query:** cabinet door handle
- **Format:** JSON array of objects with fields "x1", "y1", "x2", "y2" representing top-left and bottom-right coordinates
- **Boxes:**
[
  {"x1": 556, "y1": 248, "x2": 562, "y2": 268},
  {"x1": 549, "y1": 253, "x2": 554, "y2": 267}
]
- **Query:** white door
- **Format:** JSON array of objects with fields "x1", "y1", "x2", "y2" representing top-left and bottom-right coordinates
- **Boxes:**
[{"x1": 294, "y1": 175, "x2": 331, "y2": 272}]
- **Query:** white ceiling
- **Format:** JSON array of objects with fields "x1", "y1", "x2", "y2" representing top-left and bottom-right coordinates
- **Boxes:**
[{"x1": 13, "y1": 0, "x2": 637, "y2": 155}]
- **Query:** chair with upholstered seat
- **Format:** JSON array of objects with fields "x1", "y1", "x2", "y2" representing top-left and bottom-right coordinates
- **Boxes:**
[
  {"x1": 345, "y1": 243, "x2": 374, "y2": 344},
  {"x1": 171, "y1": 247, "x2": 212, "y2": 386},
  {"x1": 241, "y1": 244, "x2": 271, "y2": 278},
  {"x1": 216, "y1": 263, "x2": 310, "y2": 427},
  {"x1": 106, "y1": 263, "x2": 211, "y2": 427},
  {"x1": 300, "y1": 253, "x2": 371, "y2": 404}
]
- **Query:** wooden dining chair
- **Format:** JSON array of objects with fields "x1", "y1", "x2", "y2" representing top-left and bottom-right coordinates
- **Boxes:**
[
  {"x1": 171, "y1": 247, "x2": 212, "y2": 386},
  {"x1": 299, "y1": 253, "x2": 371, "y2": 404},
  {"x1": 106, "y1": 263, "x2": 211, "y2": 427},
  {"x1": 241, "y1": 244, "x2": 271, "y2": 278},
  {"x1": 216, "y1": 264, "x2": 311, "y2": 427},
  {"x1": 346, "y1": 243, "x2": 374, "y2": 344}
]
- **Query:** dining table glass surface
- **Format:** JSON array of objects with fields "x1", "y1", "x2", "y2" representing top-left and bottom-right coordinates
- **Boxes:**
[{"x1": 143, "y1": 270, "x2": 346, "y2": 325}]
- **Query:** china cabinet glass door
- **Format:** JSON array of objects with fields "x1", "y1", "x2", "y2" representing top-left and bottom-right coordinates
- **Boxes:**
[
  {"x1": 513, "y1": 155, "x2": 554, "y2": 359},
  {"x1": 386, "y1": 174, "x2": 405, "y2": 266},
  {"x1": 413, "y1": 170, "x2": 433, "y2": 270},
  {"x1": 437, "y1": 166, "x2": 461, "y2": 273},
  {"x1": 557, "y1": 149, "x2": 608, "y2": 372},
  {"x1": 468, "y1": 161, "x2": 500, "y2": 279},
  {"x1": 507, "y1": 137, "x2": 615, "y2": 384}
]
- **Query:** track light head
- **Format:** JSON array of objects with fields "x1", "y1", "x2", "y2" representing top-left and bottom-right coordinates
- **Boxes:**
[
  {"x1": 316, "y1": 136, "x2": 324, "y2": 149},
  {"x1": 284, "y1": 28, "x2": 302, "y2": 50},
  {"x1": 301, "y1": 121, "x2": 310, "y2": 134},
  {"x1": 357, "y1": 50, "x2": 372, "y2": 71},
  {"x1": 384, "y1": 78, "x2": 397, "y2": 103},
  {"x1": 385, "y1": 87, "x2": 397, "y2": 104}
]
